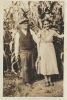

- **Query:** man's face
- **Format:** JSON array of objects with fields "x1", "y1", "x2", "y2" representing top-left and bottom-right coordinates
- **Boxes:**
[{"x1": 20, "y1": 23, "x2": 28, "y2": 30}]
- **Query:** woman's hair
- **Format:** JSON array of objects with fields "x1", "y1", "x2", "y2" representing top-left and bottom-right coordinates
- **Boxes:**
[{"x1": 43, "y1": 19, "x2": 53, "y2": 28}]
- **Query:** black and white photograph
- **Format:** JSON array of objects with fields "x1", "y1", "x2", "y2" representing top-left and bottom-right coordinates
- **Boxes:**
[{"x1": 3, "y1": 0, "x2": 64, "y2": 97}]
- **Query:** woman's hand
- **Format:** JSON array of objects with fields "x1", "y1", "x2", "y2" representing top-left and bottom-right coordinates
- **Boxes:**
[
  {"x1": 35, "y1": 56, "x2": 41, "y2": 69},
  {"x1": 53, "y1": 30, "x2": 64, "y2": 38}
]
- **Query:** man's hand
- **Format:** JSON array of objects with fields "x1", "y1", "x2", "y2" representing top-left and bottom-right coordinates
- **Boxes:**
[{"x1": 15, "y1": 55, "x2": 18, "y2": 61}]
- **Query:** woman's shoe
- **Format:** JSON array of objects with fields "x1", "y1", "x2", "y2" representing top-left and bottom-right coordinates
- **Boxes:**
[{"x1": 49, "y1": 82, "x2": 54, "y2": 86}]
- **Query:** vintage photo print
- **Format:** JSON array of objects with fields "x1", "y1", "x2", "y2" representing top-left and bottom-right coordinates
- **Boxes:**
[{"x1": 0, "y1": 0, "x2": 65, "y2": 98}]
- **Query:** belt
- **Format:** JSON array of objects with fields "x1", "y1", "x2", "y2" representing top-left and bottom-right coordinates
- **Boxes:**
[
  {"x1": 20, "y1": 49, "x2": 32, "y2": 53},
  {"x1": 45, "y1": 41, "x2": 53, "y2": 43}
]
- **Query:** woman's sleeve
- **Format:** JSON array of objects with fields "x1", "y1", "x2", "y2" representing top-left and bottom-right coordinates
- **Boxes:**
[{"x1": 15, "y1": 32, "x2": 20, "y2": 57}]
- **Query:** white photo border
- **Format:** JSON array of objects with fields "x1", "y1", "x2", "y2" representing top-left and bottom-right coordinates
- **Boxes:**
[{"x1": 0, "y1": 0, "x2": 66, "y2": 100}]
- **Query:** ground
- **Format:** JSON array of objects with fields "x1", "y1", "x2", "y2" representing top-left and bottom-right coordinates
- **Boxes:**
[{"x1": 3, "y1": 72, "x2": 63, "y2": 97}]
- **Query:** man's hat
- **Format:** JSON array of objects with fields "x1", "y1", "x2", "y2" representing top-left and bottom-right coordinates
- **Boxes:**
[{"x1": 19, "y1": 19, "x2": 29, "y2": 24}]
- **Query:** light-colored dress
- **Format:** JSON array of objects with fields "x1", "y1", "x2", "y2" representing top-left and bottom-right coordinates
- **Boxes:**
[
  {"x1": 30, "y1": 29, "x2": 63, "y2": 75},
  {"x1": 38, "y1": 29, "x2": 59, "y2": 75}
]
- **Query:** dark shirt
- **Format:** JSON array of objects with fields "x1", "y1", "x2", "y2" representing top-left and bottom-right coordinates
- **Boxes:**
[{"x1": 19, "y1": 30, "x2": 34, "y2": 50}]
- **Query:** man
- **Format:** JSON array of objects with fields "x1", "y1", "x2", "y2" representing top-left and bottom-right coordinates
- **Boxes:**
[{"x1": 15, "y1": 19, "x2": 35, "y2": 84}]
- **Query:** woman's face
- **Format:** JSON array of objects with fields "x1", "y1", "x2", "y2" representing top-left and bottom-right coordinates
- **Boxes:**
[{"x1": 43, "y1": 21, "x2": 49, "y2": 29}]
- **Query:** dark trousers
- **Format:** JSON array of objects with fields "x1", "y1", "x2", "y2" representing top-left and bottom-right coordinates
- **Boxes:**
[{"x1": 19, "y1": 50, "x2": 34, "y2": 83}]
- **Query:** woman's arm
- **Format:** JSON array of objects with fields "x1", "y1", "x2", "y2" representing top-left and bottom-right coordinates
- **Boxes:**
[{"x1": 53, "y1": 30, "x2": 64, "y2": 38}]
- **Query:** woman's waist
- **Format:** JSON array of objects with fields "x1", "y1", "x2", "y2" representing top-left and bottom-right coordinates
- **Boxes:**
[{"x1": 40, "y1": 41, "x2": 53, "y2": 44}]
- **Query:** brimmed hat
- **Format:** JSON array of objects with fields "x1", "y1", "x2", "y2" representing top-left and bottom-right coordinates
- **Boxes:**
[{"x1": 19, "y1": 19, "x2": 29, "y2": 24}]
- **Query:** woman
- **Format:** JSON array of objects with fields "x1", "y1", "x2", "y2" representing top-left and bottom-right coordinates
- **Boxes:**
[{"x1": 30, "y1": 20, "x2": 64, "y2": 86}]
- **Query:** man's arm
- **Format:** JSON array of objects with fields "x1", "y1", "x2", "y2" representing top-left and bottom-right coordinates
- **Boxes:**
[
  {"x1": 15, "y1": 32, "x2": 20, "y2": 59},
  {"x1": 30, "y1": 29, "x2": 39, "y2": 43},
  {"x1": 21, "y1": 29, "x2": 27, "y2": 36}
]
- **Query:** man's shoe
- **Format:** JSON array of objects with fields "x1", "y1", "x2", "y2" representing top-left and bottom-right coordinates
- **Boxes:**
[{"x1": 45, "y1": 82, "x2": 50, "y2": 87}]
